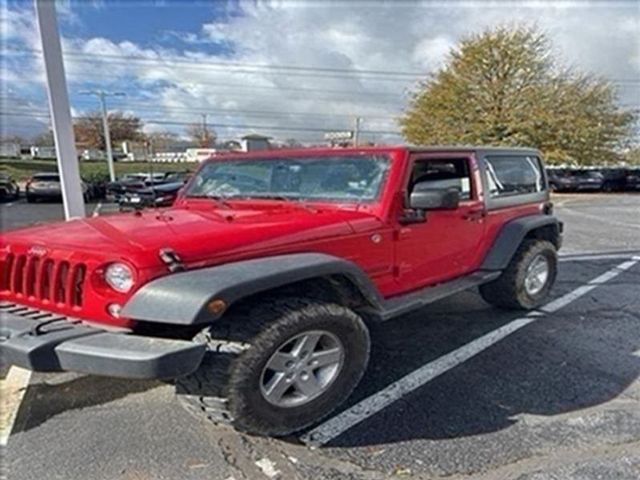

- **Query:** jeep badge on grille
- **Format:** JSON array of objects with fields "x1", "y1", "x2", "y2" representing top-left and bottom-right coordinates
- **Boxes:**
[{"x1": 28, "y1": 246, "x2": 48, "y2": 256}]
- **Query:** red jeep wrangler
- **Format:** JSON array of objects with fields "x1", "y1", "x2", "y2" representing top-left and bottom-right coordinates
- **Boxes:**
[{"x1": 0, "y1": 146, "x2": 562, "y2": 436}]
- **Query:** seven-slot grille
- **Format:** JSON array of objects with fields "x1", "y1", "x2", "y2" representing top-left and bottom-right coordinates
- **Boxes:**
[{"x1": 0, "y1": 253, "x2": 87, "y2": 307}]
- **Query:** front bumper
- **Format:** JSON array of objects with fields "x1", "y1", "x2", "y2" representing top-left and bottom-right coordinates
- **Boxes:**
[{"x1": 0, "y1": 303, "x2": 205, "y2": 379}]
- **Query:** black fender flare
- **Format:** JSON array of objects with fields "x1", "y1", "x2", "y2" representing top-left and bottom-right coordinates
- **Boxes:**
[
  {"x1": 481, "y1": 214, "x2": 562, "y2": 271},
  {"x1": 120, "y1": 253, "x2": 384, "y2": 325}
]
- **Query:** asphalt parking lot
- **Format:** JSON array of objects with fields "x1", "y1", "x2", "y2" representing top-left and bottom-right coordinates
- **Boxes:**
[{"x1": 1, "y1": 193, "x2": 639, "y2": 480}]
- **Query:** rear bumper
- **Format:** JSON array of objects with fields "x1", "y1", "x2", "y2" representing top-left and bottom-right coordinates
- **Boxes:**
[
  {"x1": 27, "y1": 189, "x2": 62, "y2": 197},
  {"x1": 0, "y1": 303, "x2": 205, "y2": 379}
]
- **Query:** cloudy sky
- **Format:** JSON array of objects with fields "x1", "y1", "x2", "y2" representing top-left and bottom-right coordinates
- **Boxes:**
[{"x1": 1, "y1": 0, "x2": 638, "y2": 144}]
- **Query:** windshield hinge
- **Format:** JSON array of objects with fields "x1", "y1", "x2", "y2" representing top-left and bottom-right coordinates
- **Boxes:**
[{"x1": 159, "y1": 248, "x2": 185, "y2": 272}]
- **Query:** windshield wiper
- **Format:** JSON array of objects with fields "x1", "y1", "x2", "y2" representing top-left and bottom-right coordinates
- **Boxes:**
[
  {"x1": 186, "y1": 194, "x2": 234, "y2": 209},
  {"x1": 249, "y1": 194, "x2": 296, "y2": 201}
]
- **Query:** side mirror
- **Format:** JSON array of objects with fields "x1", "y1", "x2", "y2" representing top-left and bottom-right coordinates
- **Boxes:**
[{"x1": 409, "y1": 184, "x2": 460, "y2": 210}]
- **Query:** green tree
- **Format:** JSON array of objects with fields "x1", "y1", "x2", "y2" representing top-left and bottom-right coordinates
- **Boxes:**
[
  {"x1": 624, "y1": 148, "x2": 640, "y2": 165},
  {"x1": 400, "y1": 26, "x2": 635, "y2": 164}
]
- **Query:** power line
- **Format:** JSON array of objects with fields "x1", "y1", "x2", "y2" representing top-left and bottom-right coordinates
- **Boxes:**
[
  {"x1": 4, "y1": 50, "x2": 423, "y2": 82},
  {"x1": 70, "y1": 76, "x2": 406, "y2": 98},
  {"x1": 1, "y1": 95, "x2": 402, "y2": 121},
  {"x1": 6, "y1": 48, "x2": 639, "y2": 84},
  {"x1": 0, "y1": 111, "x2": 403, "y2": 136},
  {"x1": 61, "y1": 74, "x2": 408, "y2": 102},
  {"x1": 3, "y1": 47, "x2": 428, "y2": 78}
]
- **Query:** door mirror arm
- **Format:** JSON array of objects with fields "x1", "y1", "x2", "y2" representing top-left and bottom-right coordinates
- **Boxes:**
[{"x1": 399, "y1": 208, "x2": 427, "y2": 225}]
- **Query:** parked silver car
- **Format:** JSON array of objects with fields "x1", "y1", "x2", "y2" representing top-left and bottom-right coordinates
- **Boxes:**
[{"x1": 26, "y1": 173, "x2": 90, "y2": 203}]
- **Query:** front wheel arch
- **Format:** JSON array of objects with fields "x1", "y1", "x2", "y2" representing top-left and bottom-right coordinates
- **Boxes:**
[{"x1": 175, "y1": 297, "x2": 371, "y2": 436}]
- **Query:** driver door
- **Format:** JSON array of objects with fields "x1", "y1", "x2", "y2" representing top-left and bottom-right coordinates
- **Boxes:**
[{"x1": 394, "y1": 154, "x2": 487, "y2": 289}]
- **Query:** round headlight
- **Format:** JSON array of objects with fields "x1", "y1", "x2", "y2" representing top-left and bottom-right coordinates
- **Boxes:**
[{"x1": 104, "y1": 263, "x2": 134, "y2": 293}]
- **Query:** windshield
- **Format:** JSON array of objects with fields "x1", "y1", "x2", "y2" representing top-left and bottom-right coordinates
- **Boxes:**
[{"x1": 185, "y1": 154, "x2": 391, "y2": 203}]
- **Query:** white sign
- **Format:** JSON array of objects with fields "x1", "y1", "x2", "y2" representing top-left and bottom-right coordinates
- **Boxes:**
[{"x1": 324, "y1": 131, "x2": 354, "y2": 141}]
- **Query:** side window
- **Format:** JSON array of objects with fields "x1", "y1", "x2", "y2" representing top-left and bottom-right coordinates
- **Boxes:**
[
  {"x1": 410, "y1": 158, "x2": 472, "y2": 200},
  {"x1": 484, "y1": 155, "x2": 544, "y2": 197}
]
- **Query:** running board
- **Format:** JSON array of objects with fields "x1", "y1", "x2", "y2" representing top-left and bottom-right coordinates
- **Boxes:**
[{"x1": 379, "y1": 270, "x2": 501, "y2": 321}]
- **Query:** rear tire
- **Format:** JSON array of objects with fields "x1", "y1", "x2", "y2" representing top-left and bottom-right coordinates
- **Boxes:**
[
  {"x1": 479, "y1": 239, "x2": 557, "y2": 310},
  {"x1": 176, "y1": 297, "x2": 370, "y2": 436}
]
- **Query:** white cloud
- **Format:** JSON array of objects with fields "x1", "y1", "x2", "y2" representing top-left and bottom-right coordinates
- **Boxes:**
[
  {"x1": 1, "y1": 1, "x2": 638, "y2": 142},
  {"x1": 412, "y1": 36, "x2": 455, "y2": 70}
]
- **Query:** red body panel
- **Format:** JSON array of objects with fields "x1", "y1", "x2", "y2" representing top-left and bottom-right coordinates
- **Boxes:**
[{"x1": 0, "y1": 146, "x2": 547, "y2": 328}]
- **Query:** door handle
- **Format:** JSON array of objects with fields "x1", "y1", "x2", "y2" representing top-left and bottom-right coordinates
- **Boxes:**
[{"x1": 462, "y1": 208, "x2": 486, "y2": 221}]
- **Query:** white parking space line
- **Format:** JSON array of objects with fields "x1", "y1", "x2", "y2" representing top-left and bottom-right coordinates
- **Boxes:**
[
  {"x1": 559, "y1": 252, "x2": 640, "y2": 262},
  {"x1": 301, "y1": 257, "x2": 639, "y2": 447},
  {"x1": 0, "y1": 367, "x2": 32, "y2": 446},
  {"x1": 542, "y1": 259, "x2": 637, "y2": 313}
]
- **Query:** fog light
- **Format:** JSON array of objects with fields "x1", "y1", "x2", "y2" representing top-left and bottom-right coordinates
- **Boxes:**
[{"x1": 107, "y1": 303, "x2": 122, "y2": 318}]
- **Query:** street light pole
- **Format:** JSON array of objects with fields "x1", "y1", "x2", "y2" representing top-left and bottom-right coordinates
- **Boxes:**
[
  {"x1": 201, "y1": 113, "x2": 208, "y2": 147},
  {"x1": 353, "y1": 116, "x2": 362, "y2": 146},
  {"x1": 80, "y1": 90, "x2": 125, "y2": 182},
  {"x1": 34, "y1": 0, "x2": 85, "y2": 219}
]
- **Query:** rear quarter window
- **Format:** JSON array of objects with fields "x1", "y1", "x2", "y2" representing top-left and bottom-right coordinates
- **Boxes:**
[{"x1": 484, "y1": 155, "x2": 545, "y2": 197}]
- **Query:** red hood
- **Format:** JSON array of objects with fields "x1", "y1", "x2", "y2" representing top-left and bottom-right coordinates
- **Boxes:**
[{"x1": 1, "y1": 203, "x2": 377, "y2": 268}]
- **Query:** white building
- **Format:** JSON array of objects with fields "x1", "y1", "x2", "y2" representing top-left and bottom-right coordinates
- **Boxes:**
[
  {"x1": 241, "y1": 134, "x2": 271, "y2": 152},
  {"x1": 0, "y1": 142, "x2": 20, "y2": 158}
]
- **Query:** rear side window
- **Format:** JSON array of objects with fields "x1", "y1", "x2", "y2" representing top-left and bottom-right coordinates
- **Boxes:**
[{"x1": 484, "y1": 156, "x2": 544, "y2": 197}]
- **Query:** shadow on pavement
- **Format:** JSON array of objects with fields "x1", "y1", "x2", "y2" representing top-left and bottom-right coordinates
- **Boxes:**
[
  {"x1": 12, "y1": 374, "x2": 161, "y2": 434},
  {"x1": 321, "y1": 262, "x2": 640, "y2": 447}
]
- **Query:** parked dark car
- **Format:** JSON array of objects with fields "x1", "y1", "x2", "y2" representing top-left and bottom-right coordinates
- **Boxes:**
[
  {"x1": 163, "y1": 171, "x2": 191, "y2": 183},
  {"x1": 26, "y1": 173, "x2": 91, "y2": 203},
  {"x1": 626, "y1": 168, "x2": 640, "y2": 191},
  {"x1": 571, "y1": 170, "x2": 605, "y2": 191},
  {"x1": 597, "y1": 168, "x2": 628, "y2": 192},
  {"x1": 547, "y1": 168, "x2": 577, "y2": 192},
  {"x1": 87, "y1": 179, "x2": 107, "y2": 200},
  {"x1": 0, "y1": 173, "x2": 20, "y2": 201},
  {"x1": 105, "y1": 176, "x2": 147, "y2": 202},
  {"x1": 107, "y1": 172, "x2": 192, "y2": 202},
  {"x1": 119, "y1": 181, "x2": 185, "y2": 210},
  {"x1": 547, "y1": 168, "x2": 605, "y2": 192}
]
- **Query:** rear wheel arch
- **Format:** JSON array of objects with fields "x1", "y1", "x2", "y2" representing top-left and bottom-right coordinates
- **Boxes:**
[
  {"x1": 524, "y1": 223, "x2": 561, "y2": 249},
  {"x1": 481, "y1": 215, "x2": 562, "y2": 271},
  {"x1": 480, "y1": 238, "x2": 558, "y2": 310}
]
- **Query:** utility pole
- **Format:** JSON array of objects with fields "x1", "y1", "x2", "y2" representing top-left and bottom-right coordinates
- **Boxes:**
[
  {"x1": 80, "y1": 90, "x2": 125, "y2": 182},
  {"x1": 201, "y1": 113, "x2": 208, "y2": 147},
  {"x1": 353, "y1": 116, "x2": 362, "y2": 146},
  {"x1": 35, "y1": 0, "x2": 85, "y2": 219}
]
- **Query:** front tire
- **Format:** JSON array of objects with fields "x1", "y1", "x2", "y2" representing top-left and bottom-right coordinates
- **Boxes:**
[
  {"x1": 176, "y1": 298, "x2": 370, "y2": 436},
  {"x1": 479, "y1": 239, "x2": 557, "y2": 310}
]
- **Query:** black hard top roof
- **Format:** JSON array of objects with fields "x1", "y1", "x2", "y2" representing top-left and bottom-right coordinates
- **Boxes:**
[{"x1": 407, "y1": 145, "x2": 541, "y2": 156}]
